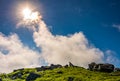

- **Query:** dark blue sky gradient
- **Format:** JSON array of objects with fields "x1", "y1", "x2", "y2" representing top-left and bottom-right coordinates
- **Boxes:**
[
  {"x1": 0, "y1": 0, "x2": 120, "y2": 65},
  {"x1": 41, "y1": 0, "x2": 120, "y2": 53}
]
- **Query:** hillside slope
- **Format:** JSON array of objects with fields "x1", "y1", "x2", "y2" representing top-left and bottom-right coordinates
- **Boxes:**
[{"x1": 0, "y1": 66, "x2": 120, "y2": 81}]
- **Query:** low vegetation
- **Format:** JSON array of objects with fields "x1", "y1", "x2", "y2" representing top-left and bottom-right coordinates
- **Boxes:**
[{"x1": 0, "y1": 66, "x2": 120, "y2": 81}]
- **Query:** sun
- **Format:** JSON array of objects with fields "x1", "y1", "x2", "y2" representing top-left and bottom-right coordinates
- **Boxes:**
[
  {"x1": 22, "y1": 7, "x2": 40, "y2": 22},
  {"x1": 22, "y1": 8, "x2": 32, "y2": 20}
]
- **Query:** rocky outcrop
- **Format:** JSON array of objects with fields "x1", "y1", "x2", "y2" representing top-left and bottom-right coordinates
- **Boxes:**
[
  {"x1": 115, "y1": 68, "x2": 120, "y2": 72},
  {"x1": 13, "y1": 62, "x2": 76, "y2": 73},
  {"x1": 26, "y1": 72, "x2": 41, "y2": 81},
  {"x1": 88, "y1": 62, "x2": 96, "y2": 71},
  {"x1": 50, "y1": 64, "x2": 62, "y2": 69},
  {"x1": 69, "y1": 62, "x2": 74, "y2": 67},
  {"x1": 64, "y1": 64, "x2": 69, "y2": 68},
  {"x1": 68, "y1": 77, "x2": 74, "y2": 81},
  {"x1": 13, "y1": 68, "x2": 24, "y2": 72},
  {"x1": 88, "y1": 62, "x2": 114, "y2": 72},
  {"x1": 36, "y1": 64, "x2": 62, "y2": 72},
  {"x1": 64, "y1": 62, "x2": 77, "y2": 68},
  {"x1": 11, "y1": 72, "x2": 23, "y2": 80}
]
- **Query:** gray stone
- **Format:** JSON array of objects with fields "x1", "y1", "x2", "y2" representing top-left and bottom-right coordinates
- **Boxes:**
[
  {"x1": 115, "y1": 68, "x2": 120, "y2": 72},
  {"x1": 68, "y1": 77, "x2": 74, "y2": 81},
  {"x1": 36, "y1": 64, "x2": 62, "y2": 72},
  {"x1": 88, "y1": 62, "x2": 96, "y2": 71},
  {"x1": 64, "y1": 65, "x2": 68, "y2": 68},
  {"x1": 0, "y1": 78, "x2": 2, "y2": 81},
  {"x1": 69, "y1": 62, "x2": 74, "y2": 67},
  {"x1": 13, "y1": 68, "x2": 24, "y2": 72},
  {"x1": 26, "y1": 72, "x2": 41, "y2": 81},
  {"x1": 88, "y1": 62, "x2": 114, "y2": 72},
  {"x1": 11, "y1": 72, "x2": 23, "y2": 80}
]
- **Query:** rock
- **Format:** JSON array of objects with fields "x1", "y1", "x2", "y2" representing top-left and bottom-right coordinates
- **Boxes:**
[
  {"x1": 36, "y1": 64, "x2": 62, "y2": 72},
  {"x1": 17, "y1": 73, "x2": 23, "y2": 78},
  {"x1": 88, "y1": 62, "x2": 114, "y2": 72},
  {"x1": 68, "y1": 77, "x2": 74, "y2": 81},
  {"x1": 41, "y1": 66, "x2": 47, "y2": 71},
  {"x1": 96, "y1": 63, "x2": 114, "y2": 72},
  {"x1": 88, "y1": 62, "x2": 96, "y2": 71},
  {"x1": 0, "y1": 78, "x2": 2, "y2": 81},
  {"x1": 69, "y1": 62, "x2": 74, "y2": 67},
  {"x1": 50, "y1": 64, "x2": 62, "y2": 69},
  {"x1": 11, "y1": 76, "x2": 16, "y2": 80},
  {"x1": 36, "y1": 67, "x2": 42, "y2": 72},
  {"x1": 57, "y1": 71, "x2": 63, "y2": 74},
  {"x1": 11, "y1": 72, "x2": 23, "y2": 80},
  {"x1": 26, "y1": 72, "x2": 41, "y2": 81},
  {"x1": 36, "y1": 66, "x2": 51, "y2": 71},
  {"x1": 13, "y1": 68, "x2": 24, "y2": 72},
  {"x1": 115, "y1": 68, "x2": 120, "y2": 72},
  {"x1": 13, "y1": 70, "x2": 17, "y2": 72},
  {"x1": 64, "y1": 65, "x2": 68, "y2": 68}
]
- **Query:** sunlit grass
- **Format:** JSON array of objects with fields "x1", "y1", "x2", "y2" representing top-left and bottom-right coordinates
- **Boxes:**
[{"x1": 0, "y1": 67, "x2": 120, "y2": 81}]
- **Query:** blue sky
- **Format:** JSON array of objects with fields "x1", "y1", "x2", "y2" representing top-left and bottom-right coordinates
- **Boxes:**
[{"x1": 0, "y1": 0, "x2": 120, "y2": 72}]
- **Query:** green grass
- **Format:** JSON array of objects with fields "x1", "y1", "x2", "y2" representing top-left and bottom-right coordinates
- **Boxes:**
[{"x1": 1, "y1": 67, "x2": 120, "y2": 81}]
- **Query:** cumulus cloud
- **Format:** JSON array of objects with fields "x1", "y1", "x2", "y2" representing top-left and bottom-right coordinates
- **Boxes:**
[
  {"x1": 17, "y1": 10, "x2": 105, "y2": 68},
  {"x1": 105, "y1": 50, "x2": 120, "y2": 67},
  {"x1": 2, "y1": 9, "x2": 119, "y2": 73},
  {"x1": 0, "y1": 33, "x2": 40, "y2": 73},
  {"x1": 17, "y1": 8, "x2": 42, "y2": 31},
  {"x1": 33, "y1": 20, "x2": 104, "y2": 68}
]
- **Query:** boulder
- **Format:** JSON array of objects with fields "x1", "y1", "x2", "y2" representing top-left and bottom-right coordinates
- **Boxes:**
[
  {"x1": 36, "y1": 67, "x2": 42, "y2": 72},
  {"x1": 36, "y1": 64, "x2": 62, "y2": 72},
  {"x1": 41, "y1": 66, "x2": 47, "y2": 71},
  {"x1": 97, "y1": 64, "x2": 114, "y2": 72},
  {"x1": 50, "y1": 64, "x2": 62, "y2": 69},
  {"x1": 36, "y1": 66, "x2": 48, "y2": 71},
  {"x1": 13, "y1": 68, "x2": 24, "y2": 72},
  {"x1": 115, "y1": 68, "x2": 120, "y2": 72},
  {"x1": 69, "y1": 62, "x2": 74, "y2": 67},
  {"x1": 68, "y1": 77, "x2": 74, "y2": 81},
  {"x1": 26, "y1": 72, "x2": 41, "y2": 81},
  {"x1": 88, "y1": 62, "x2": 96, "y2": 71},
  {"x1": 88, "y1": 62, "x2": 114, "y2": 72},
  {"x1": 0, "y1": 78, "x2": 2, "y2": 81},
  {"x1": 64, "y1": 65, "x2": 68, "y2": 68},
  {"x1": 11, "y1": 72, "x2": 23, "y2": 80}
]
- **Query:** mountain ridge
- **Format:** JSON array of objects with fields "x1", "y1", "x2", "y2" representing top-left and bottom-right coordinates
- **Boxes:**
[{"x1": 0, "y1": 62, "x2": 120, "y2": 81}]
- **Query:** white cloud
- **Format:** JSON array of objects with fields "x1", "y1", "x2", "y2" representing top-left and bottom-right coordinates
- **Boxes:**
[
  {"x1": 33, "y1": 21, "x2": 104, "y2": 68},
  {"x1": 0, "y1": 33, "x2": 41, "y2": 73},
  {"x1": 105, "y1": 50, "x2": 120, "y2": 67},
  {"x1": 17, "y1": 11, "x2": 105, "y2": 68},
  {"x1": 112, "y1": 24, "x2": 120, "y2": 31},
  {"x1": 1, "y1": 10, "x2": 119, "y2": 73}
]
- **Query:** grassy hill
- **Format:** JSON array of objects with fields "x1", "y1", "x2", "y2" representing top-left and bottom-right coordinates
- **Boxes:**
[{"x1": 0, "y1": 66, "x2": 120, "y2": 81}]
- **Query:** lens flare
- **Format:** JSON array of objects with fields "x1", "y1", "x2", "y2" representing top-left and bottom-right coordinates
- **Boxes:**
[
  {"x1": 23, "y1": 8, "x2": 32, "y2": 20},
  {"x1": 22, "y1": 7, "x2": 39, "y2": 22}
]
